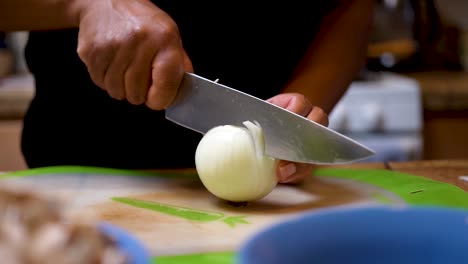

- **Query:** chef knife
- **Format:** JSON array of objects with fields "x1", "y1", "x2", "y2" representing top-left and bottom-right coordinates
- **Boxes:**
[{"x1": 165, "y1": 73, "x2": 375, "y2": 164}]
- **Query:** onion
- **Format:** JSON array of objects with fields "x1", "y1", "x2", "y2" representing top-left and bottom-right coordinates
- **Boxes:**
[{"x1": 195, "y1": 121, "x2": 278, "y2": 202}]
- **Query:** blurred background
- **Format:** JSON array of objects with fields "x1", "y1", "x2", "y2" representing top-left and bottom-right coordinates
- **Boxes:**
[{"x1": 0, "y1": 0, "x2": 467, "y2": 170}]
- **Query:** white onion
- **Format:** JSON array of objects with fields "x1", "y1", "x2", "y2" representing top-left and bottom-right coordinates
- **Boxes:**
[{"x1": 195, "y1": 121, "x2": 278, "y2": 202}]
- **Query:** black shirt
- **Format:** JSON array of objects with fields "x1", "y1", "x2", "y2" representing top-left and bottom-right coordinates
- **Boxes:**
[{"x1": 22, "y1": 1, "x2": 336, "y2": 169}]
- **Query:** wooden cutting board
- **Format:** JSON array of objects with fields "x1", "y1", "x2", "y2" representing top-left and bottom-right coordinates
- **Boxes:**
[{"x1": 0, "y1": 166, "x2": 403, "y2": 257}]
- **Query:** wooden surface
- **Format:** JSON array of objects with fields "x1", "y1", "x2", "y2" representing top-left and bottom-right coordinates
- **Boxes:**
[
  {"x1": 319, "y1": 160, "x2": 468, "y2": 191},
  {"x1": 399, "y1": 71, "x2": 468, "y2": 159},
  {"x1": 405, "y1": 71, "x2": 468, "y2": 111},
  {"x1": 0, "y1": 120, "x2": 27, "y2": 171},
  {"x1": 388, "y1": 160, "x2": 468, "y2": 191},
  {"x1": 422, "y1": 110, "x2": 468, "y2": 160},
  {"x1": 0, "y1": 73, "x2": 34, "y2": 119},
  {"x1": 1, "y1": 160, "x2": 466, "y2": 257},
  {"x1": 2, "y1": 169, "x2": 402, "y2": 256}
]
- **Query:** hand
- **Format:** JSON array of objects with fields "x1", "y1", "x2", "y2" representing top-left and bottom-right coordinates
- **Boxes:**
[
  {"x1": 76, "y1": 0, "x2": 193, "y2": 109},
  {"x1": 267, "y1": 93, "x2": 329, "y2": 184}
]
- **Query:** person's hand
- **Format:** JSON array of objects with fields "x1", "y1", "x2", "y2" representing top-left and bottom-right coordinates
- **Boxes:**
[
  {"x1": 76, "y1": 0, "x2": 192, "y2": 109},
  {"x1": 267, "y1": 93, "x2": 329, "y2": 184}
]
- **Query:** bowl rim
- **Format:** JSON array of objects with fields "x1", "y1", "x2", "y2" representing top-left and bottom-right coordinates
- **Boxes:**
[
  {"x1": 237, "y1": 205, "x2": 468, "y2": 263},
  {"x1": 99, "y1": 222, "x2": 151, "y2": 264}
]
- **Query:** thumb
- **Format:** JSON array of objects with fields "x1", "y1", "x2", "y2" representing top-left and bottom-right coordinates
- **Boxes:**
[{"x1": 183, "y1": 51, "x2": 193, "y2": 73}]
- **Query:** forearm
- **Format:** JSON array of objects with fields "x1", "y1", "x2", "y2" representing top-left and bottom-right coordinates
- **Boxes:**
[
  {"x1": 283, "y1": 0, "x2": 374, "y2": 114},
  {"x1": 0, "y1": 0, "x2": 91, "y2": 31}
]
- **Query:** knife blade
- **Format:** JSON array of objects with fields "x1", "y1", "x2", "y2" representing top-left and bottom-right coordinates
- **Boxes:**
[{"x1": 165, "y1": 73, "x2": 375, "y2": 164}]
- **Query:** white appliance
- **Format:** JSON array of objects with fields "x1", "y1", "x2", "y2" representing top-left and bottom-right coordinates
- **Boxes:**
[{"x1": 329, "y1": 71, "x2": 423, "y2": 162}]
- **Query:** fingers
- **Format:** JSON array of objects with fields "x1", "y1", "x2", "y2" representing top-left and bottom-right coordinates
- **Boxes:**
[
  {"x1": 277, "y1": 160, "x2": 313, "y2": 184},
  {"x1": 267, "y1": 93, "x2": 329, "y2": 126},
  {"x1": 268, "y1": 93, "x2": 329, "y2": 184},
  {"x1": 77, "y1": 39, "x2": 115, "y2": 91},
  {"x1": 307, "y1": 106, "x2": 329, "y2": 127},
  {"x1": 125, "y1": 44, "x2": 190, "y2": 107},
  {"x1": 144, "y1": 18, "x2": 187, "y2": 110},
  {"x1": 145, "y1": 48, "x2": 186, "y2": 110},
  {"x1": 125, "y1": 45, "x2": 188, "y2": 107},
  {"x1": 267, "y1": 93, "x2": 313, "y2": 117},
  {"x1": 104, "y1": 42, "x2": 136, "y2": 101},
  {"x1": 124, "y1": 39, "x2": 157, "y2": 105},
  {"x1": 78, "y1": 31, "x2": 190, "y2": 107},
  {"x1": 183, "y1": 50, "x2": 194, "y2": 73},
  {"x1": 76, "y1": 1, "x2": 192, "y2": 109}
]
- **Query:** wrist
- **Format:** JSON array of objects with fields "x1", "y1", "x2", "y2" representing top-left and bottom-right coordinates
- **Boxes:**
[{"x1": 65, "y1": 0, "x2": 95, "y2": 27}]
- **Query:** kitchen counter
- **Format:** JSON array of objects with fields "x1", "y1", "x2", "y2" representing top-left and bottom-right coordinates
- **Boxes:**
[
  {"x1": 405, "y1": 71, "x2": 468, "y2": 160},
  {"x1": 148, "y1": 159, "x2": 468, "y2": 191},
  {"x1": 323, "y1": 159, "x2": 468, "y2": 191},
  {"x1": 0, "y1": 73, "x2": 34, "y2": 119},
  {"x1": 405, "y1": 70, "x2": 468, "y2": 111}
]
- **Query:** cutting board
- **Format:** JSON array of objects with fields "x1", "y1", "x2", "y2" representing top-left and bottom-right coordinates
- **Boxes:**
[
  {"x1": 0, "y1": 166, "x2": 400, "y2": 255},
  {"x1": 1, "y1": 165, "x2": 467, "y2": 261}
]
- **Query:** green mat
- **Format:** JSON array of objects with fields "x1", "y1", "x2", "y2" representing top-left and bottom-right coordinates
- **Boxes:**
[
  {"x1": 1, "y1": 166, "x2": 467, "y2": 264},
  {"x1": 153, "y1": 168, "x2": 468, "y2": 264}
]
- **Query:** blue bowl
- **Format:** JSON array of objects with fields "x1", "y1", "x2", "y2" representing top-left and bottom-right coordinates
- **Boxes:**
[
  {"x1": 99, "y1": 223, "x2": 151, "y2": 264},
  {"x1": 238, "y1": 206, "x2": 468, "y2": 264}
]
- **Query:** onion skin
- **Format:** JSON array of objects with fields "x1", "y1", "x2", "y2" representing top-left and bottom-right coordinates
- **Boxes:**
[{"x1": 195, "y1": 122, "x2": 278, "y2": 202}]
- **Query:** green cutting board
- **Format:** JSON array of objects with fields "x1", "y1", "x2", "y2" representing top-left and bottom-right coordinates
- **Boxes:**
[{"x1": 1, "y1": 166, "x2": 467, "y2": 264}]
